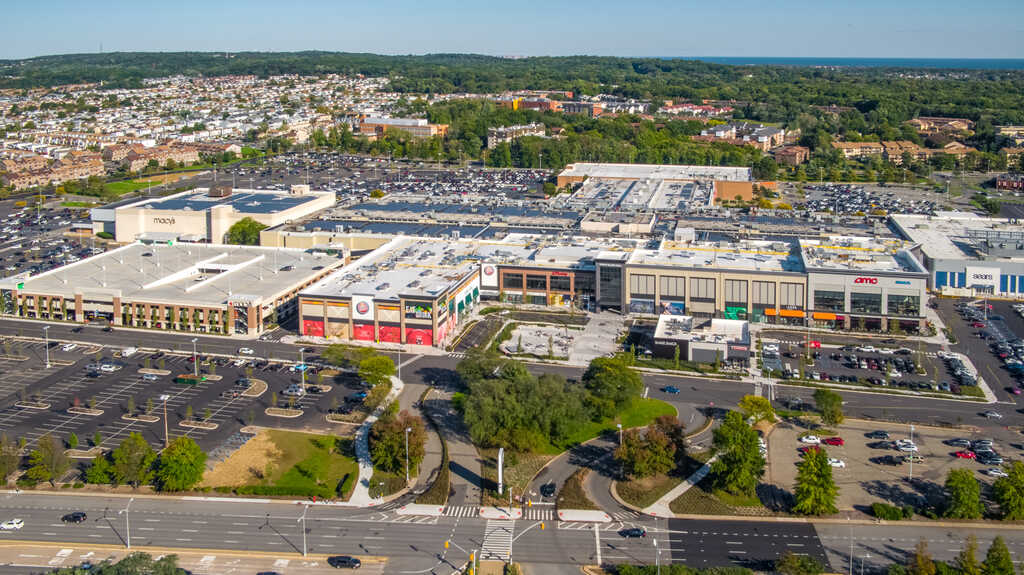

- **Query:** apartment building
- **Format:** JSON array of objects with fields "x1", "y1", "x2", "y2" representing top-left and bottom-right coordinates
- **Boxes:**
[
  {"x1": 486, "y1": 123, "x2": 546, "y2": 149},
  {"x1": 356, "y1": 117, "x2": 449, "y2": 140}
]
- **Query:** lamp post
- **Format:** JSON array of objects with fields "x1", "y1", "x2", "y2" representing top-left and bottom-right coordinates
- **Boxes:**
[
  {"x1": 404, "y1": 426, "x2": 413, "y2": 484},
  {"x1": 43, "y1": 325, "x2": 50, "y2": 369},
  {"x1": 298, "y1": 504, "x2": 310, "y2": 557},
  {"x1": 300, "y1": 348, "x2": 307, "y2": 394},
  {"x1": 653, "y1": 538, "x2": 661, "y2": 575},
  {"x1": 616, "y1": 423, "x2": 623, "y2": 445},
  {"x1": 119, "y1": 498, "x2": 134, "y2": 549},
  {"x1": 191, "y1": 338, "x2": 198, "y2": 376},
  {"x1": 160, "y1": 394, "x2": 170, "y2": 448}
]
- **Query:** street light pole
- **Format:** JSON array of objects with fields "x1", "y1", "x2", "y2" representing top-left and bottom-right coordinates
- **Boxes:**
[
  {"x1": 160, "y1": 394, "x2": 170, "y2": 448},
  {"x1": 43, "y1": 325, "x2": 50, "y2": 369},
  {"x1": 653, "y1": 538, "x2": 660, "y2": 575},
  {"x1": 298, "y1": 504, "x2": 310, "y2": 557},
  {"x1": 300, "y1": 348, "x2": 306, "y2": 393},
  {"x1": 191, "y1": 338, "x2": 198, "y2": 377},
  {"x1": 616, "y1": 423, "x2": 623, "y2": 445},
  {"x1": 405, "y1": 426, "x2": 412, "y2": 484},
  {"x1": 119, "y1": 498, "x2": 134, "y2": 549}
]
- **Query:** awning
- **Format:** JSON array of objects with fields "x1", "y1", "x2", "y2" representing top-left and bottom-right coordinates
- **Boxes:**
[
  {"x1": 812, "y1": 312, "x2": 837, "y2": 321},
  {"x1": 763, "y1": 308, "x2": 777, "y2": 316},
  {"x1": 779, "y1": 309, "x2": 805, "y2": 318}
]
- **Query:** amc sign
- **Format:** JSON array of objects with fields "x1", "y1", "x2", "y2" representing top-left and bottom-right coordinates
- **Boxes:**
[{"x1": 853, "y1": 277, "x2": 878, "y2": 285}]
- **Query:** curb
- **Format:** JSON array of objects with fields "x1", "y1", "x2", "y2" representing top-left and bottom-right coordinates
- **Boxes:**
[{"x1": 0, "y1": 540, "x2": 388, "y2": 562}]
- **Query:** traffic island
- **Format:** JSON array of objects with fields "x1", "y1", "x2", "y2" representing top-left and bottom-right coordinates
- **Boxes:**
[
  {"x1": 240, "y1": 379, "x2": 267, "y2": 398},
  {"x1": 265, "y1": 407, "x2": 303, "y2": 418},
  {"x1": 179, "y1": 419, "x2": 218, "y2": 430},
  {"x1": 65, "y1": 447, "x2": 104, "y2": 459},
  {"x1": 0, "y1": 354, "x2": 28, "y2": 361},
  {"x1": 139, "y1": 368, "x2": 171, "y2": 376},
  {"x1": 122, "y1": 413, "x2": 160, "y2": 423},
  {"x1": 15, "y1": 401, "x2": 50, "y2": 410},
  {"x1": 67, "y1": 407, "x2": 103, "y2": 416}
]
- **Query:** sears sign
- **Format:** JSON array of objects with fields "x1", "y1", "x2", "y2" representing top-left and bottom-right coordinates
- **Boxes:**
[{"x1": 966, "y1": 266, "x2": 999, "y2": 289}]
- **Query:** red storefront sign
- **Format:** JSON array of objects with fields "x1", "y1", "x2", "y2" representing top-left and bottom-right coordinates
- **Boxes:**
[
  {"x1": 378, "y1": 325, "x2": 401, "y2": 343},
  {"x1": 352, "y1": 323, "x2": 374, "y2": 341},
  {"x1": 302, "y1": 319, "x2": 324, "y2": 337},
  {"x1": 405, "y1": 327, "x2": 433, "y2": 346},
  {"x1": 853, "y1": 277, "x2": 878, "y2": 284}
]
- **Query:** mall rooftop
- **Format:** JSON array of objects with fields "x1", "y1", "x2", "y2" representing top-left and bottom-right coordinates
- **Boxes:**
[
  {"x1": 557, "y1": 162, "x2": 753, "y2": 183},
  {"x1": 0, "y1": 242, "x2": 345, "y2": 307},
  {"x1": 628, "y1": 239, "x2": 804, "y2": 273},
  {"x1": 798, "y1": 236, "x2": 926, "y2": 274},
  {"x1": 891, "y1": 212, "x2": 1024, "y2": 261}
]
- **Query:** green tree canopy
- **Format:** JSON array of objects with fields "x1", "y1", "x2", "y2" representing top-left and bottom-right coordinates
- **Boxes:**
[
  {"x1": 155, "y1": 437, "x2": 206, "y2": 492},
  {"x1": 738, "y1": 395, "x2": 775, "y2": 423},
  {"x1": 358, "y1": 354, "x2": 396, "y2": 388},
  {"x1": 51, "y1": 551, "x2": 186, "y2": 575},
  {"x1": 776, "y1": 551, "x2": 824, "y2": 575},
  {"x1": 944, "y1": 468, "x2": 983, "y2": 519},
  {"x1": 908, "y1": 540, "x2": 936, "y2": 575},
  {"x1": 710, "y1": 411, "x2": 764, "y2": 496},
  {"x1": 85, "y1": 456, "x2": 113, "y2": 485},
  {"x1": 25, "y1": 434, "x2": 69, "y2": 485},
  {"x1": 992, "y1": 461, "x2": 1024, "y2": 520},
  {"x1": 792, "y1": 446, "x2": 838, "y2": 515},
  {"x1": 111, "y1": 432, "x2": 156, "y2": 487},
  {"x1": 956, "y1": 535, "x2": 982, "y2": 575},
  {"x1": 614, "y1": 426, "x2": 676, "y2": 479},
  {"x1": 0, "y1": 434, "x2": 19, "y2": 481},
  {"x1": 369, "y1": 409, "x2": 427, "y2": 476},
  {"x1": 225, "y1": 216, "x2": 268, "y2": 245},
  {"x1": 813, "y1": 388, "x2": 844, "y2": 426},
  {"x1": 981, "y1": 536, "x2": 1014, "y2": 575},
  {"x1": 582, "y1": 356, "x2": 643, "y2": 411}
]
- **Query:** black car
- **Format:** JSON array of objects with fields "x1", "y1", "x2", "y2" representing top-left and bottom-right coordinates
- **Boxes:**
[
  {"x1": 865, "y1": 430, "x2": 890, "y2": 440},
  {"x1": 620, "y1": 527, "x2": 647, "y2": 538},
  {"x1": 327, "y1": 556, "x2": 361, "y2": 569},
  {"x1": 539, "y1": 482, "x2": 556, "y2": 498},
  {"x1": 62, "y1": 512, "x2": 87, "y2": 523}
]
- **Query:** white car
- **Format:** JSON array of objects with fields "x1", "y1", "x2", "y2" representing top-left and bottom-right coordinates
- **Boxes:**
[
  {"x1": 987, "y1": 468, "x2": 1009, "y2": 478},
  {"x1": 897, "y1": 443, "x2": 919, "y2": 453},
  {"x1": 238, "y1": 347, "x2": 254, "y2": 355},
  {"x1": 983, "y1": 410, "x2": 1004, "y2": 420},
  {"x1": 763, "y1": 344, "x2": 779, "y2": 352},
  {"x1": 878, "y1": 348, "x2": 895, "y2": 355},
  {"x1": 61, "y1": 343, "x2": 77, "y2": 352},
  {"x1": 0, "y1": 519, "x2": 24, "y2": 530},
  {"x1": 888, "y1": 370, "x2": 901, "y2": 378},
  {"x1": 99, "y1": 364, "x2": 117, "y2": 373},
  {"x1": 828, "y1": 458, "x2": 846, "y2": 468},
  {"x1": 282, "y1": 384, "x2": 305, "y2": 397},
  {"x1": 799, "y1": 435, "x2": 821, "y2": 445}
]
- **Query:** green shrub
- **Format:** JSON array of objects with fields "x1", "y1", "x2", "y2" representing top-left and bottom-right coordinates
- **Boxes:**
[
  {"x1": 233, "y1": 484, "x2": 334, "y2": 498},
  {"x1": 871, "y1": 502, "x2": 913, "y2": 520},
  {"x1": 72, "y1": 482, "x2": 84, "y2": 489},
  {"x1": 96, "y1": 232, "x2": 114, "y2": 240}
]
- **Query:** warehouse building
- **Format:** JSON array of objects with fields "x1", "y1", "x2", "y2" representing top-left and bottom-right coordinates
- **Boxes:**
[
  {"x1": 651, "y1": 315, "x2": 751, "y2": 363},
  {"x1": 892, "y1": 213, "x2": 1024, "y2": 299},
  {"x1": 0, "y1": 242, "x2": 346, "y2": 336},
  {"x1": 91, "y1": 185, "x2": 336, "y2": 244}
]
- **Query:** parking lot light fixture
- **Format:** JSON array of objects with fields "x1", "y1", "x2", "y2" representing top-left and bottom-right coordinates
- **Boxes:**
[
  {"x1": 43, "y1": 325, "x2": 50, "y2": 369},
  {"x1": 405, "y1": 426, "x2": 412, "y2": 483},
  {"x1": 191, "y1": 338, "x2": 198, "y2": 376},
  {"x1": 616, "y1": 423, "x2": 623, "y2": 445},
  {"x1": 160, "y1": 394, "x2": 170, "y2": 448}
]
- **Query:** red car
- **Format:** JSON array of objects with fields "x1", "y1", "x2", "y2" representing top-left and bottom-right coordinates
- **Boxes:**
[
  {"x1": 822, "y1": 437, "x2": 844, "y2": 446},
  {"x1": 971, "y1": 322, "x2": 985, "y2": 328},
  {"x1": 797, "y1": 446, "x2": 822, "y2": 456},
  {"x1": 955, "y1": 450, "x2": 976, "y2": 459}
]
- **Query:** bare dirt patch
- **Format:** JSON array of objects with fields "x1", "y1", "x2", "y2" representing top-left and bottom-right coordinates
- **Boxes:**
[{"x1": 200, "y1": 431, "x2": 281, "y2": 488}]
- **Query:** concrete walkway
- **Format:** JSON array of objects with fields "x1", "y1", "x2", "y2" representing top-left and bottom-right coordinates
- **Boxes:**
[
  {"x1": 643, "y1": 454, "x2": 718, "y2": 517},
  {"x1": 349, "y1": 375, "x2": 406, "y2": 506}
]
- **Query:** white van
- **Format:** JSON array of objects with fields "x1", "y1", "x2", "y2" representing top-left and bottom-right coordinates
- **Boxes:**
[{"x1": 122, "y1": 347, "x2": 138, "y2": 358}]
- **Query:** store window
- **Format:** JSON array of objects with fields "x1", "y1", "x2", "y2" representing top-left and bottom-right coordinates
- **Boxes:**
[
  {"x1": 779, "y1": 282, "x2": 805, "y2": 310},
  {"x1": 629, "y1": 299, "x2": 655, "y2": 314},
  {"x1": 599, "y1": 266, "x2": 622, "y2": 307},
  {"x1": 850, "y1": 292, "x2": 882, "y2": 314},
  {"x1": 689, "y1": 277, "x2": 716, "y2": 303},
  {"x1": 549, "y1": 275, "x2": 571, "y2": 292},
  {"x1": 887, "y1": 294, "x2": 920, "y2": 317},
  {"x1": 503, "y1": 274, "x2": 523, "y2": 289},
  {"x1": 526, "y1": 275, "x2": 548, "y2": 291},
  {"x1": 813, "y1": 290, "x2": 845, "y2": 312},
  {"x1": 660, "y1": 276, "x2": 685, "y2": 300},
  {"x1": 629, "y1": 274, "x2": 656, "y2": 298}
]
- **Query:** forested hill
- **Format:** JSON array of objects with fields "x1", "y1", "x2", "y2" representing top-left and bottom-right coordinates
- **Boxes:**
[{"x1": 3, "y1": 52, "x2": 1024, "y2": 123}]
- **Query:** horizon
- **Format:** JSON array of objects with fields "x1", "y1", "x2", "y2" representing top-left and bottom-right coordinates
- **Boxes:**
[{"x1": 2, "y1": 0, "x2": 1022, "y2": 60}]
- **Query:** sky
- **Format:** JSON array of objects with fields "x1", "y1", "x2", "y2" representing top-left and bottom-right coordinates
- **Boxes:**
[{"x1": 2, "y1": 0, "x2": 1023, "y2": 60}]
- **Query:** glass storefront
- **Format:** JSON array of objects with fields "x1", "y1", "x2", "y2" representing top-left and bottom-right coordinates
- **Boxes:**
[
  {"x1": 813, "y1": 290, "x2": 845, "y2": 312},
  {"x1": 850, "y1": 292, "x2": 882, "y2": 315},
  {"x1": 887, "y1": 294, "x2": 920, "y2": 317}
]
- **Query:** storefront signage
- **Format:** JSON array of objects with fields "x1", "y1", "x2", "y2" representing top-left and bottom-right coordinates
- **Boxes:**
[
  {"x1": 355, "y1": 302, "x2": 369, "y2": 314},
  {"x1": 153, "y1": 217, "x2": 176, "y2": 225},
  {"x1": 894, "y1": 280, "x2": 911, "y2": 285},
  {"x1": 731, "y1": 345, "x2": 749, "y2": 352},
  {"x1": 853, "y1": 277, "x2": 878, "y2": 284},
  {"x1": 483, "y1": 265, "x2": 495, "y2": 276},
  {"x1": 965, "y1": 266, "x2": 1000, "y2": 288},
  {"x1": 551, "y1": 271, "x2": 569, "y2": 277}
]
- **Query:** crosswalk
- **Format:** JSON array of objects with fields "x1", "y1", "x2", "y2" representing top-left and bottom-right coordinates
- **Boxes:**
[
  {"x1": 441, "y1": 505, "x2": 640, "y2": 522},
  {"x1": 444, "y1": 505, "x2": 478, "y2": 518},
  {"x1": 479, "y1": 519, "x2": 514, "y2": 562},
  {"x1": 447, "y1": 352, "x2": 468, "y2": 359}
]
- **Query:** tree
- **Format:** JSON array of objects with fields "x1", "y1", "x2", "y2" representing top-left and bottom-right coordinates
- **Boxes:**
[
  {"x1": 776, "y1": 551, "x2": 824, "y2": 575},
  {"x1": 982, "y1": 536, "x2": 1014, "y2": 575},
  {"x1": 650, "y1": 415, "x2": 687, "y2": 467},
  {"x1": 710, "y1": 411, "x2": 764, "y2": 495},
  {"x1": 956, "y1": 535, "x2": 982, "y2": 575},
  {"x1": 225, "y1": 217, "x2": 268, "y2": 245},
  {"x1": 993, "y1": 460, "x2": 1024, "y2": 519},
  {"x1": 583, "y1": 356, "x2": 643, "y2": 410},
  {"x1": 614, "y1": 425, "x2": 676, "y2": 479},
  {"x1": 0, "y1": 434, "x2": 20, "y2": 481},
  {"x1": 51, "y1": 551, "x2": 186, "y2": 575},
  {"x1": 369, "y1": 410, "x2": 427, "y2": 476},
  {"x1": 813, "y1": 388, "x2": 844, "y2": 426},
  {"x1": 25, "y1": 434, "x2": 69, "y2": 485},
  {"x1": 92, "y1": 431, "x2": 102, "y2": 448},
  {"x1": 908, "y1": 539, "x2": 936, "y2": 575},
  {"x1": 358, "y1": 354, "x2": 396, "y2": 388},
  {"x1": 155, "y1": 437, "x2": 206, "y2": 492},
  {"x1": 792, "y1": 447, "x2": 838, "y2": 515},
  {"x1": 111, "y1": 432, "x2": 156, "y2": 487},
  {"x1": 67, "y1": 432, "x2": 78, "y2": 450},
  {"x1": 84, "y1": 455, "x2": 113, "y2": 484},
  {"x1": 738, "y1": 395, "x2": 775, "y2": 423},
  {"x1": 944, "y1": 468, "x2": 983, "y2": 519}
]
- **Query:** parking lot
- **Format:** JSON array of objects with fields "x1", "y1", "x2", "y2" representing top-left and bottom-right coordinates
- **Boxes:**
[
  {"x1": 767, "y1": 419, "x2": 1012, "y2": 511},
  {"x1": 937, "y1": 298, "x2": 1024, "y2": 403},
  {"x1": 0, "y1": 339, "x2": 371, "y2": 470}
]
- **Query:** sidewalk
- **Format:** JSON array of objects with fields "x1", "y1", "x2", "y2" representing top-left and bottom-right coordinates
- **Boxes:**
[
  {"x1": 643, "y1": 455, "x2": 718, "y2": 517},
  {"x1": 349, "y1": 375, "x2": 406, "y2": 506}
]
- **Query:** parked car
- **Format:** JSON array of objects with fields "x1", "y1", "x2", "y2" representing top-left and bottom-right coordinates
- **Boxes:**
[
  {"x1": 865, "y1": 430, "x2": 890, "y2": 440},
  {"x1": 828, "y1": 458, "x2": 846, "y2": 468},
  {"x1": 799, "y1": 435, "x2": 821, "y2": 444},
  {"x1": 822, "y1": 437, "x2": 844, "y2": 446},
  {"x1": 987, "y1": 468, "x2": 1009, "y2": 478},
  {"x1": 955, "y1": 450, "x2": 977, "y2": 459},
  {"x1": 946, "y1": 438, "x2": 972, "y2": 448}
]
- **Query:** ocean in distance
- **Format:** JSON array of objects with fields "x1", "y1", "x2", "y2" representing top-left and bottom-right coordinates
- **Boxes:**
[{"x1": 677, "y1": 57, "x2": 1024, "y2": 70}]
